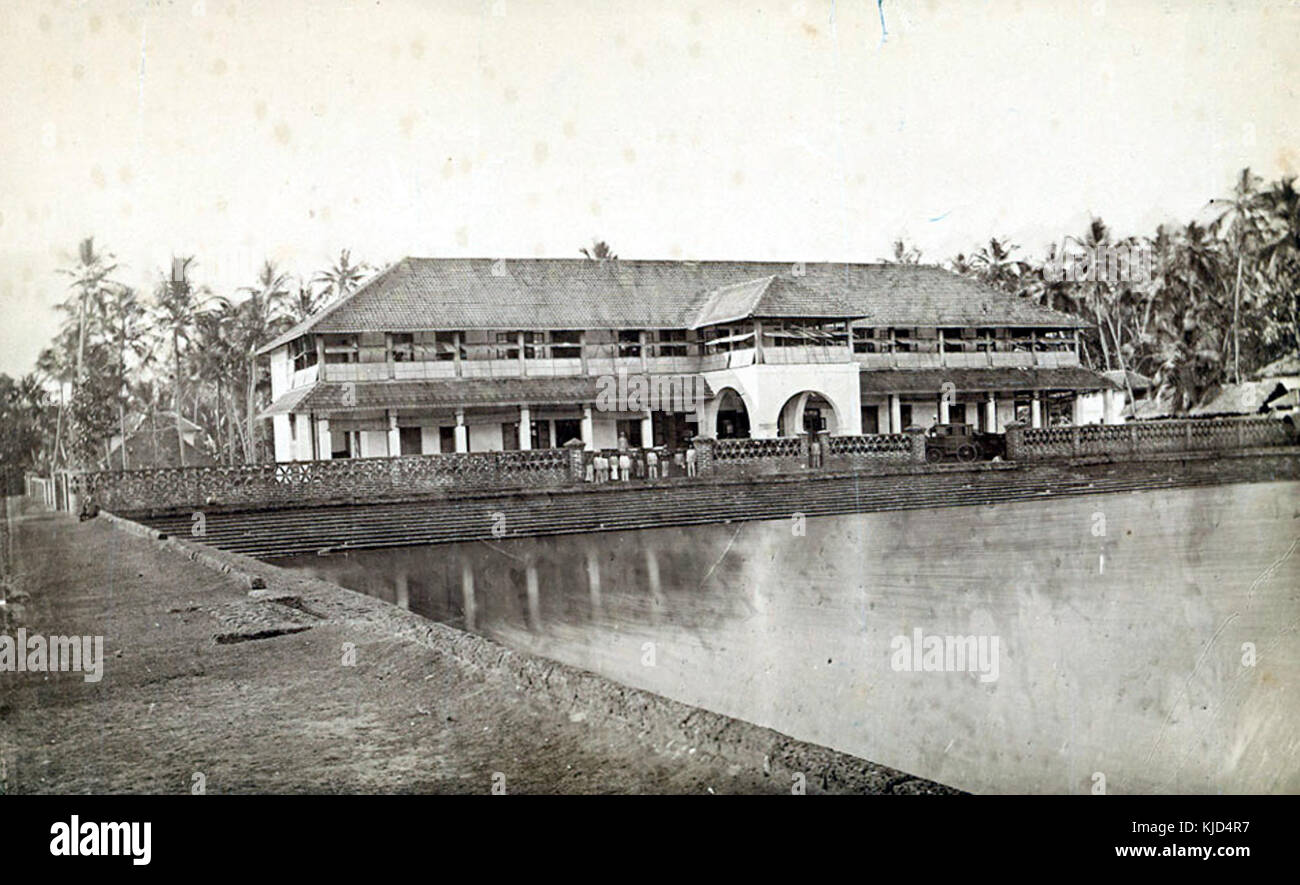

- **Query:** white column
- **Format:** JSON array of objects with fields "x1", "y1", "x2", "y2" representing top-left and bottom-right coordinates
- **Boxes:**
[
  {"x1": 938, "y1": 394, "x2": 950, "y2": 424},
  {"x1": 581, "y1": 405, "x2": 594, "y2": 451},
  {"x1": 889, "y1": 395, "x2": 902, "y2": 434},
  {"x1": 1102, "y1": 388, "x2": 1119, "y2": 424},
  {"x1": 318, "y1": 417, "x2": 332, "y2": 460},
  {"x1": 1030, "y1": 392, "x2": 1043, "y2": 429},
  {"x1": 640, "y1": 408, "x2": 653, "y2": 448},
  {"x1": 454, "y1": 408, "x2": 468, "y2": 452},
  {"x1": 519, "y1": 406, "x2": 532, "y2": 450},
  {"x1": 1072, "y1": 393, "x2": 1084, "y2": 426},
  {"x1": 985, "y1": 393, "x2": 997, "y2": 432},
  {"x1": 387, "y1": 410, "x2": 400, "y2": 456}
]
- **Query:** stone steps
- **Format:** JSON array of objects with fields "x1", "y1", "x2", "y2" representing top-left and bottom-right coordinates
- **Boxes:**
[{"x1": 133, "y1": 456, "x2": 1292, "y2": 559}]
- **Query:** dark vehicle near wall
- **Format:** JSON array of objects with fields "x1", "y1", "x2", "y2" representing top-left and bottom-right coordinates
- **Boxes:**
[{"x1": 924, "y1": 423, "x2": 1006, "y2": 462}]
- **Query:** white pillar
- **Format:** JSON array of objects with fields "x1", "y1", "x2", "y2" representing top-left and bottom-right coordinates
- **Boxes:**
[
  {"x1": 938, "y1": 394, "x2": 950, "y2": 424},
  {"x1": 581, "y1": 405, "x2": 594, "y2": 451},
  {"x1": 387, "y1": 410, "x2": 400, "y2": 456},
  {"x1": 1102, "y1": 388, "x2": 1119, "y2": 424},
  {"x1": 1031, "y1": 392, "x2": 1043, "y2": 429},
  {"x1": 395, "y1": 572, "x2": 410, "y2": 610},
  {"x1": 640, "y1": 409, "x2": 653, "y2": 448},
  {"x1": 519, "y1": 406, "x2": 532, "y2": 450},
  {"x1": 318, "y1": 417, "x2": 332, "y2": 460},
  {"x1": 985, "y1": 393, "x2": 997, "y2": 432},
  {"x1": 1072, "y1": 393, "x2": 1084, "y2": 426},
  {"x1": 454, "y1": 408, "x2": 468, "y2": 452},
  {"x1": 890, "y1": 395, "x2": 902, "y2": 434}
]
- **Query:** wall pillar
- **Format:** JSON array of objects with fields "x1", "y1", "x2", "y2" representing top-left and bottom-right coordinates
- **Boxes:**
[
  {"x1": 938, "y1": 394, "x2": 950, "y2": 424},
  {"x1": 519, "y1": 406, "x2": 532, "y2": 450},
  {"x1": 387, "y1": 410, "x2": 400, "y2": 456},
  {"x1": 693, "y1": 437, "x2": 715, "y2": 475},
  {"x1": 395, "y1": 572, "x2": 410, "y2": 610},
  {"x1": 890, "y1": 394, "x2": 902, "y2": 434},
  {"x1": 1030, "y1": 392, "x2": 1043, "y2": 429},
  {"x1": 454, "y1": 408, "x2": 468, "y2": 453},
  {"x1": 581, "y1": 405, "x2": 594, "y2": 451},
  {"x1": 318, "y1": 417, "x2": 332, "y2": 460},
  {"x1": 907, "y1": 427, "x2": 927, "y2": 463},
  {"x1": 985, "y1": 392, "x2": 997, "y2": 432},
  {"x1": 640, "y1": 408, "x2": 653, "y2": 447}
]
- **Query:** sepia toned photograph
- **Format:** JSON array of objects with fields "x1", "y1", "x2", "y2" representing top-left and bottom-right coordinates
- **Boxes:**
[{"x1": 0, "y1": 0, "x2": 1296, "y2": 863}]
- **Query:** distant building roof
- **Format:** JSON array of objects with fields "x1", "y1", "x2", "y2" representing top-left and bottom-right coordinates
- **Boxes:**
[
  {"x1": 259, "y1": 258, "x2": 1089, "y2": 354},
  {"x1": 1190, "y1": 381, "x2": 1284, "y2": 416},
  {"x1": 1101, "y1": 369, "x2": 1154, "y2": 391},
  {"x1": 108, "y1": 423, "x2": 216, "y2": 468}
]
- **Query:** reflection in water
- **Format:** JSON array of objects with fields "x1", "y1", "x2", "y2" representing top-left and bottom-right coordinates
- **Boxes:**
[{"x1": 280, "y1": 481, "x2": 1300, "y2": 794}]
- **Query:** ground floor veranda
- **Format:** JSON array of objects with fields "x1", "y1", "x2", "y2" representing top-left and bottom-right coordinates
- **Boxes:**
[{"x1": 265, "y1": 367, "x2": 1121, "y2": 462}]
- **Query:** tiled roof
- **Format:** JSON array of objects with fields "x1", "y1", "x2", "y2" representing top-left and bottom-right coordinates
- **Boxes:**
[
  {"x1": 859, "y1": 367, "x2": 1117, "y2": 395},
  {"x1": 262, "y1": 376, "x2": 713, "y2": 415},
  {"x1": 259, "y1": 258, "x2": 1089, "y2": 353}
]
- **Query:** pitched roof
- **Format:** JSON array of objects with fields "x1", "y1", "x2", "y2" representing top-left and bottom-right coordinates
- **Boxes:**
[
  {"x1": 259, "y1": 258, "x2": 1088, "y2": 353},
  {"x1": 261, "y1": 376, "x2": 716, "y2": 416}
]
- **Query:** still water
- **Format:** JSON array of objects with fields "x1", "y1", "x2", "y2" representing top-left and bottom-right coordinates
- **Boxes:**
[{"x1": 280, "y1": 481, "x2": 1300, "y2": 793}]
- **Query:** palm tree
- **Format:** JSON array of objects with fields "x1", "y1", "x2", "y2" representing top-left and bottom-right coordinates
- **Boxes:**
[
  {"x1": 314, "y1": 249, "x2": 371, "y2": 304},
  {"x1": 153, "y1": 256, "x2": 207, "y2": 467},
  {"x1": 580, "y1": 239, "x2": 618, "y2": 261},
  {"x1": 1209, "y1": 167, "x2": 1265, "y2": 383},
  {"x1": 101, "y1": 285, "x2": 150, "y2": 469},
  {"x1": 58, "y1": 237, "x2": 118, "y2": 383},
  {"x1": 237, "y1": 261, "x2": 293, "y2": 462},
  {"x1": 971, "y1": 237, "x2": 1028, "y2": 295},
  {"x1": 885, "y1": 237, "x2": 922, "y2": 264},
  {"x1": 289, "y1": 277, "x2": 321, "y2": 321}
]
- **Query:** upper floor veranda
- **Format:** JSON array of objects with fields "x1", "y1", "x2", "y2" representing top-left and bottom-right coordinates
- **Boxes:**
[{"x1": 270, "y1": 321, "x2": 1083, "y2": 393}]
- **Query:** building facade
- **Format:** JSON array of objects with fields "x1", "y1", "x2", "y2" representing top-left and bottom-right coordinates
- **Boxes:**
[{"x1": 258, "y1": 259, "x2": 1117, "y2": 460}]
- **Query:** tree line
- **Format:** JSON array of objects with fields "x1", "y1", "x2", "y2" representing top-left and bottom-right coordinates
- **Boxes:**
[
  {"x1": 893, "y1": 169, "x2": 1299, "y2": 413},
  {"x1": 1, "y1": 168, "x2": 1296, "y2": 481},
  {"x1": 2, "y1": 246, "x2": 373, "y2": 478}
]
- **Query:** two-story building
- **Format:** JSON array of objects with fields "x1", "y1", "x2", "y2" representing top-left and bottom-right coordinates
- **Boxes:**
[{"x1": 257, "y1": 258, "x2": 1116, "y2": 460}]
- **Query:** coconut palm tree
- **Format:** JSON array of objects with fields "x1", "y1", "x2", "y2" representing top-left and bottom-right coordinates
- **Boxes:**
[
  {"x1": 580, "y1": 239, "x2": 618, "y2": 261},
  {"x1": 1208, "y1": 167, "x2": 1265, "y2": 383},
  {"x1": 101, "y1": 285, "x2": 150, "y2": 469},
  {"x1": 314, "y1": 249, "x2": 371, "y2": 304},
  {"x1": 152, "y1": 256, "x2": 209, "y2": 467},
  {"x1": 236, "y1": 261, "x2": 293, "y2": 462},
  {"x1": 58, "y1": 237, "x2": 118, "y2": 383}
]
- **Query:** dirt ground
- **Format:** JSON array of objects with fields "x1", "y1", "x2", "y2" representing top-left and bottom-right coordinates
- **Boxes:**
[{"x1": 0, "y1": 498, "x2": 946, "y2": 794}]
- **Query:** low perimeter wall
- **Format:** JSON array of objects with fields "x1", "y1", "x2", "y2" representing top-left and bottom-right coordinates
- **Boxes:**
[
  {"x1": 1008, "y1": 417, "x2": 1294, "y2": 460},
  {"x1": 39, "y1": 417, "x2": 1296, "y2": 514}
]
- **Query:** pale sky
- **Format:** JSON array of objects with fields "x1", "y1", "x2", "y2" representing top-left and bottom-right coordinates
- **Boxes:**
[{"x1": 1, "y1": 0, "x2": 1297, "y2": 378}]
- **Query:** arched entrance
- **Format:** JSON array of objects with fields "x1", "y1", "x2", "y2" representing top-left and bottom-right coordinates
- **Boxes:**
[
  {"x1": 778, "y1": 392, "x2": 840, "y2": 437},
  {"x1": 714, "y1": 388, "x2": 751, "y2": 439}
]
